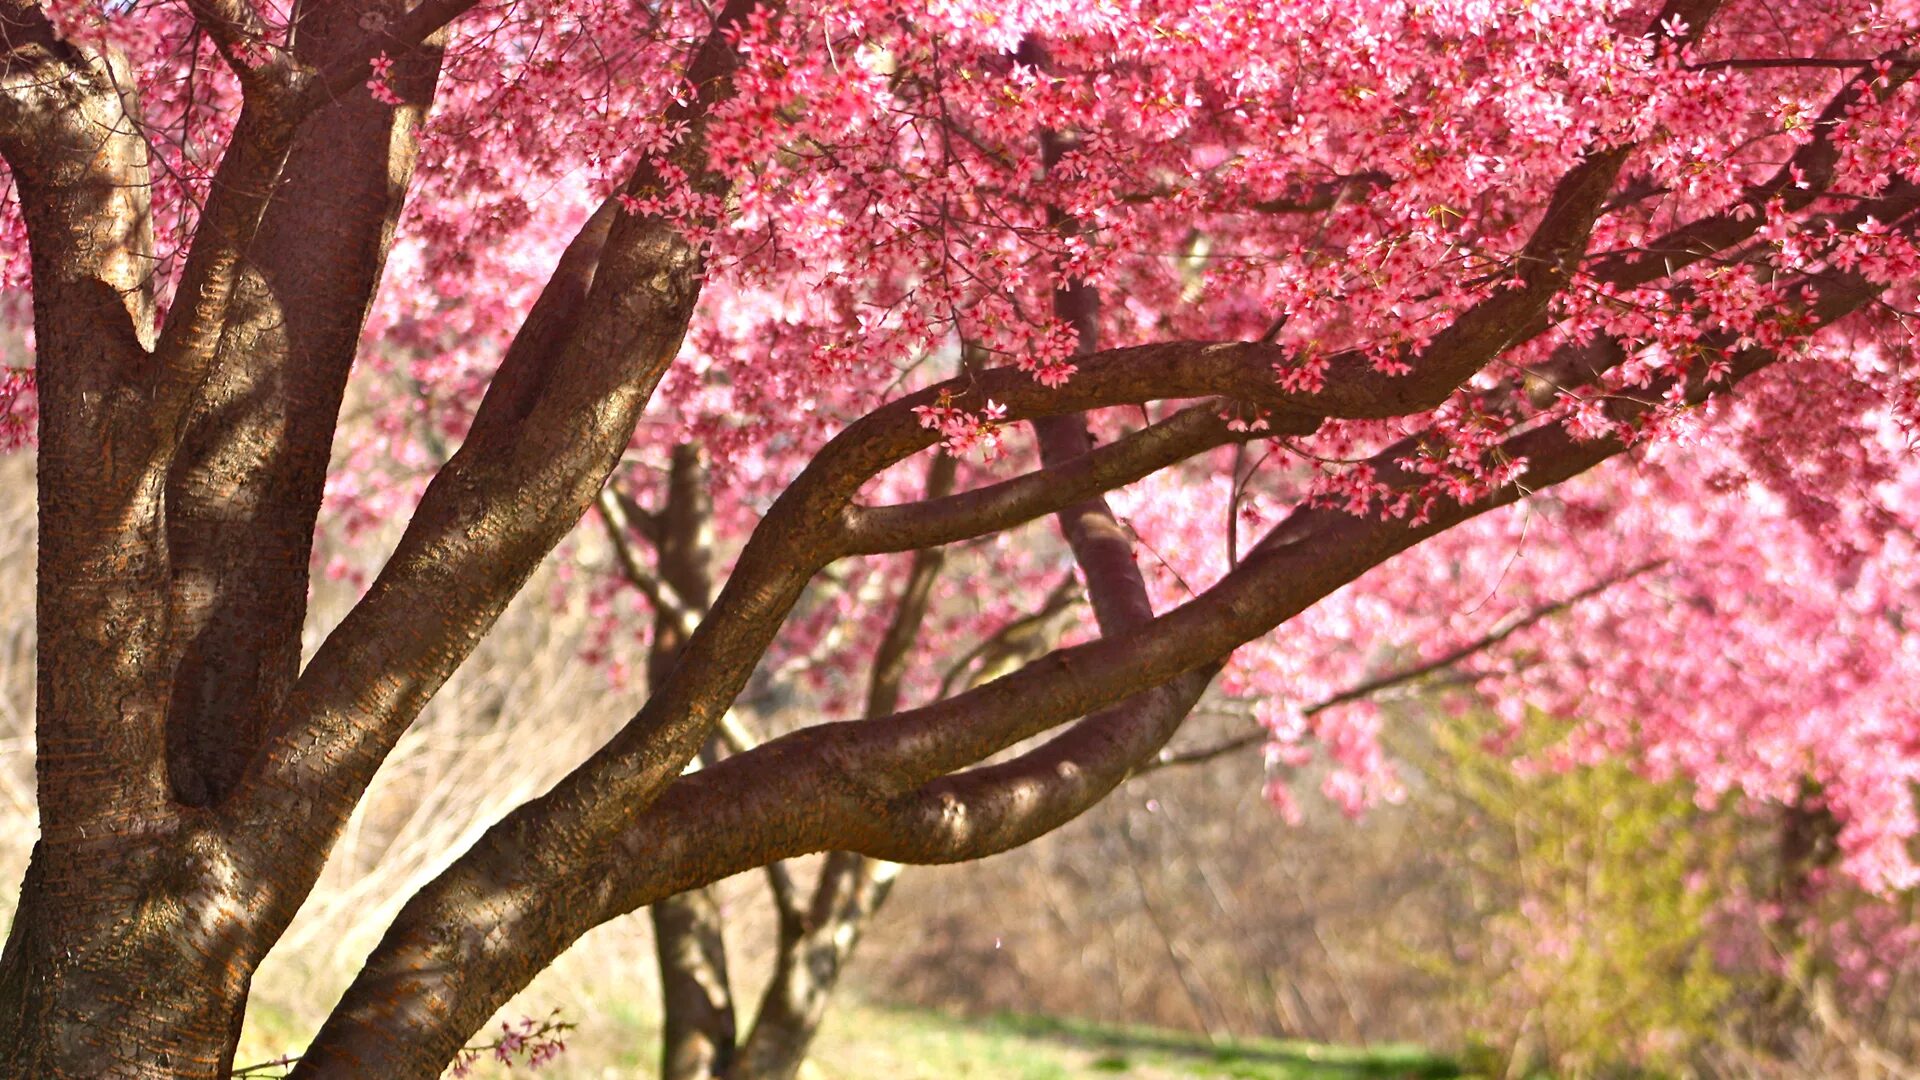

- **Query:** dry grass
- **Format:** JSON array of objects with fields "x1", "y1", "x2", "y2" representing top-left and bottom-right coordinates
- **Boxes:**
[{"x1": 0, "y1": 455, "x2": 36, "y2": 910}]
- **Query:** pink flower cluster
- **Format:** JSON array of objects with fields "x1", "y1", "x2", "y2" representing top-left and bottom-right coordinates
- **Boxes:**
[{"x1": 448, "y1": 1014, "x2": 570, "y2": 1076}]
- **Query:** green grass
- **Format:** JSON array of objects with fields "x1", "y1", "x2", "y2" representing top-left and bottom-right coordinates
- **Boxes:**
[
  {"x1": 235, "y1": 998, "x2": 1468, "y2": 1079},
  {"x1": 798, "y1": 1005, "x2": 1465, "y2": 1080}
]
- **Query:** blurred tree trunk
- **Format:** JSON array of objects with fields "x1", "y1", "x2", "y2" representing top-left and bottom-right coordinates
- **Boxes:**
[
  {"x1": 732, "y1": 853, "x2": 901, "y2": 1080},
  {"x1": 644, "y1": 445, "x2": 740, "y2": 1080},
  {"x1": 626, "y1": 450, "x2": 960, "y2": 1080},
  {"x1": 654, "y1": 885, "x2": 738, "y2": 1080}
]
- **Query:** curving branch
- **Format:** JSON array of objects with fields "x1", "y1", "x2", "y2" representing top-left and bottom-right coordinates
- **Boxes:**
[
  {"x1": 295, "y1": 269, "x2": 1836, "y2": 1076},
  {"x1": 842, "y1": 401, "x2": 1247, "y2": 556},
  {"x1": 862, "y1": 673, "x2": 1219, "y2": 863},
  {"x1": 299, "y1": 5, "x2": 1920, "y2": 1070},
  {"x1": 31, "y1": 0, "x2": 1920, "y2": 1074},
  {"x1": 524, "y1": 177, "x2": 1655, "y2": 833},
  {"x1": 863, "y1": 103, "x2": 1219, "y2": 853}
]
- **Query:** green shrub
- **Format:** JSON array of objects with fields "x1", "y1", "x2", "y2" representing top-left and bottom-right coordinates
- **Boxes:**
[{"x1": 1407, "y1": 710, "x2": 1738, "y2": 1078}]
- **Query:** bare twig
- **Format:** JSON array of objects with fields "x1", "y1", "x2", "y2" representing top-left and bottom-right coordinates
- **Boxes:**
[
  {"x1": 935, "y1": 572, "x2": 1083, "y2": 699},
  {"x1": 596, "y1": 485, "x2": 702, "y2": 641},
  {"x1": 1144, "y1": 560, "x2": 1664, "y2": 773}
]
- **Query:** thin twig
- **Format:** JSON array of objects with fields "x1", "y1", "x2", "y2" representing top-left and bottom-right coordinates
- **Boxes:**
[
  {"x1": 595, "y1": 485, "x2": 702, "y2": 640},
  {"x1": 1143, "y1": 560, "x2": 1663, "y2": 773}
]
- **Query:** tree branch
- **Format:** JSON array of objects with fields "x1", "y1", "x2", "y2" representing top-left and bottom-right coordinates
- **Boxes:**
[
  {"x1": 293, "y1": 6, "x2": 1787, "y2": 1065},
  {"x1": 232, "y1": 0, "x2": 768, "y2": 925},
  {"x1": 286, "y1": 9, "x2": 1702, "y2": 941},
  {"x1": 867, "y1": 80, "x2": 1216, "y2": 861},
  {"x1": 293, "y1": 260, "x2": 1845, "y2": 1074},
  {"x1": 842, "y1": 401, "x2": 1247, "y2": 556},
  {"x1": 597, "y1": 483, "x2": 703, "y2": 642},
  {"x1": 935, "y1": 573, "x2": 1082, "y2": 699},
  {"x1": 160, "y1": 2, "x2": 451, "y2": 805},
  {"x1": 862, "y1": 673, "x2": 1219, "y2": 862},
  {"x1": 1589, "y1": 49, "x2": 1919, "y2": 291}
]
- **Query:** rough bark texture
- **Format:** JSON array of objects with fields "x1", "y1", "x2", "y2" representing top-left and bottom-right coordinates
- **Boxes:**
[
  {"x1": 0, "y1": 0, "x2": 740, "y2": 1072},
  {"x1": 163, "y1": 0, "x2": 447, "y2": 808},
  {"x1": 1, "y1": 3, "x2": 240, "y2": 1070}
]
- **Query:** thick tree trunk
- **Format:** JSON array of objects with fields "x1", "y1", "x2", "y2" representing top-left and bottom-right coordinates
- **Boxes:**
[
  {"x1": 0, "y1": 11, "x2": 258, "y2": 1072},
  {"x1": 0, "y1": 838, "x2": 257, "y2": 1078},
  {"x1": 2, "y1": 2, "x2": 450, "y2": 1072}
]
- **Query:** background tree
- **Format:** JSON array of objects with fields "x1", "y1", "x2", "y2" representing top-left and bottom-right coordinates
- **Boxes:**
[{"x1": 5, "y1": 0, "x2": 1920, "y2": 1077}]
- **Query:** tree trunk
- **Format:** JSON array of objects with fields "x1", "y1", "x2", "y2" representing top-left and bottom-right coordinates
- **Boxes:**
[
  {"x1": 1, "y1": 3, "x2": 445, "y2": 1073},
  {"x1": 0, "y1": 839, "x2": 256, "y2": 1078},
  {"x1": 653, "y1": 889, "x2": 738, "y2": 1080},
  {"x1": 732, "y1": 853, "x2": 899, "y2": 1080},
  {"x1": 642, "y1": 444, "x2": 741, "y2": 1080}
]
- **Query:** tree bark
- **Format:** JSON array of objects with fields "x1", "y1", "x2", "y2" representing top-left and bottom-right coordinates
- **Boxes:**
[
  {"x1": 0, "y1": 835, "x2": 260, "y2": 1079},
  {"x1": 0, "y1": 8, "x2": 256, "y2": 1071},
  {"x1": 162, "y1": 0, "x2": 447, "y2": 807}
]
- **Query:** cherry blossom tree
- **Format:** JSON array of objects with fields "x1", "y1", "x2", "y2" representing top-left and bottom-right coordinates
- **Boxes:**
[{"x1": 4, "y1": 0, "x2": 1920, "y2": 1076}]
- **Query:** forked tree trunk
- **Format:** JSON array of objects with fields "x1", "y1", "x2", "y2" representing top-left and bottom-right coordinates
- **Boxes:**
[
  {"x1": 730, "y1": 853, "x2": 899, "y2": 1080},
  {"x1": 1, "y1": 0, "x2": 445, "y2": 1070}
]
